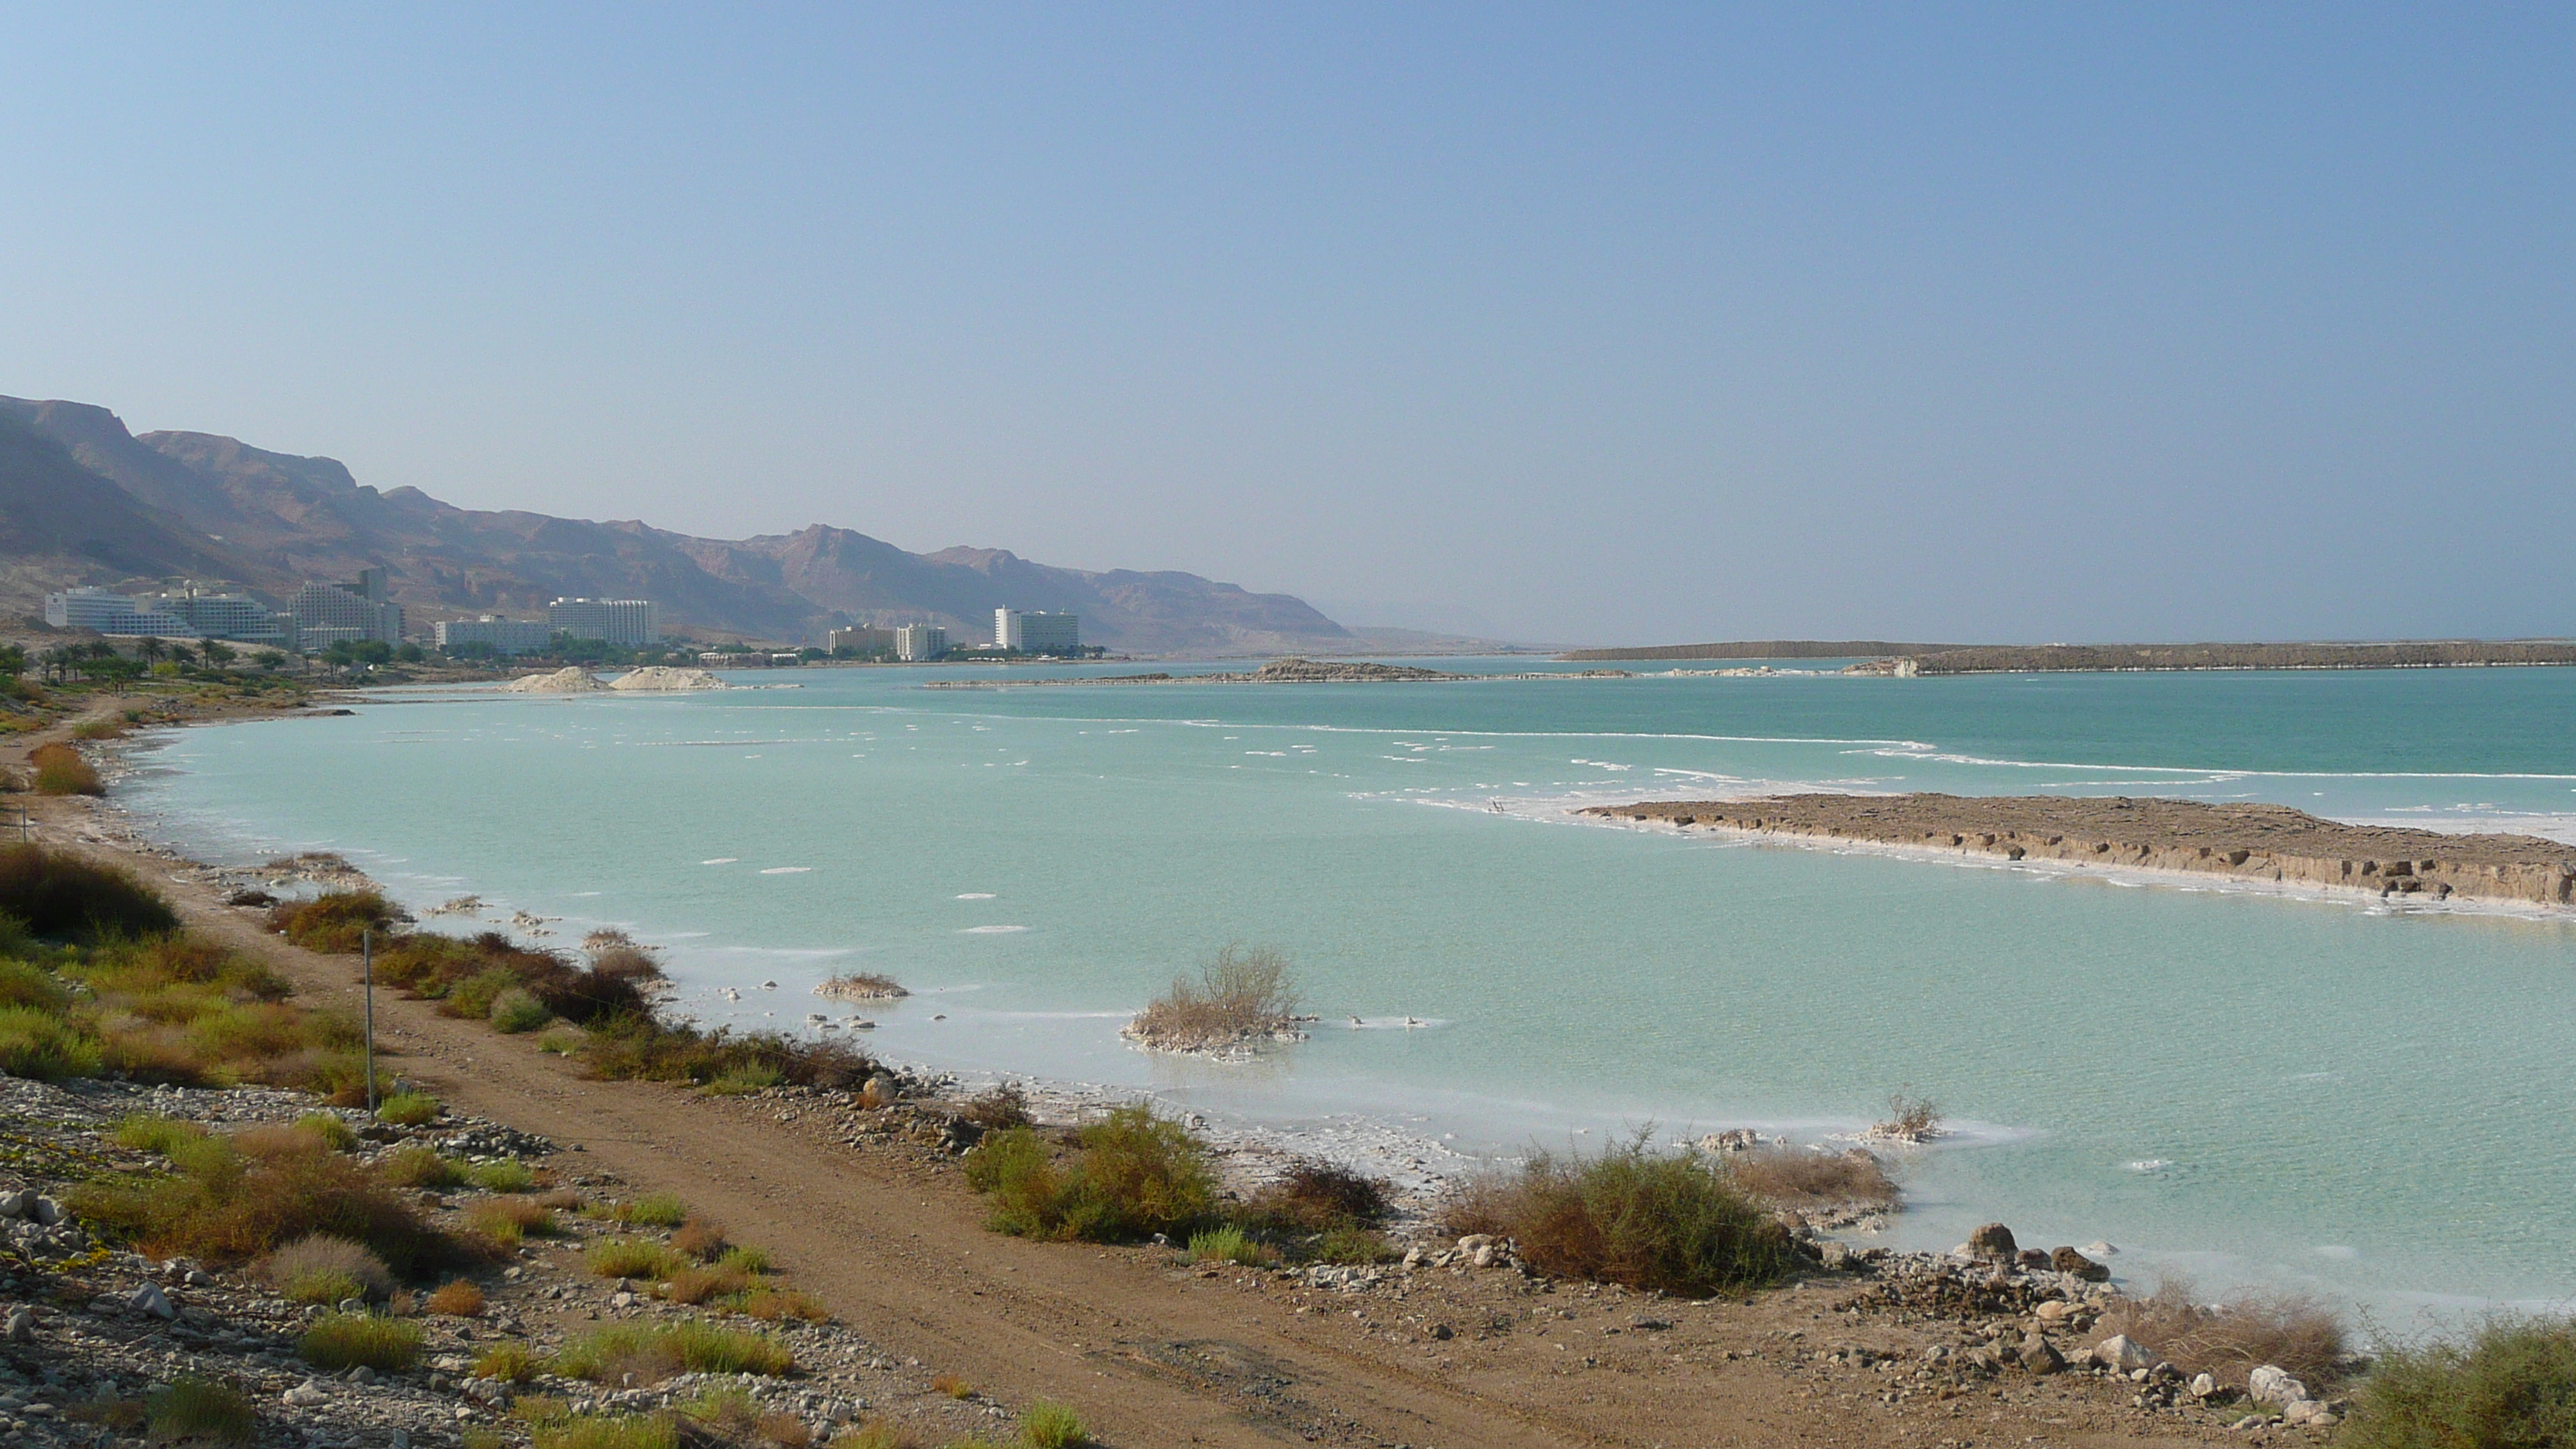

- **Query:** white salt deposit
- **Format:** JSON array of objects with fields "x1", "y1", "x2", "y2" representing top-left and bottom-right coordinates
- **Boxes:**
[
  {"x1": 609, "y1": 666, "x2": 728, "y2": 691},
  {"x1": 502, "y1": 666, "x2": 605, "y2": 693}
]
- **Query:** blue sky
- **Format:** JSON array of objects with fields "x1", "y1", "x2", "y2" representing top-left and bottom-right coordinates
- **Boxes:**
[{"x1": 3, "y1": 5, "x2": 2568, "y2": 644}]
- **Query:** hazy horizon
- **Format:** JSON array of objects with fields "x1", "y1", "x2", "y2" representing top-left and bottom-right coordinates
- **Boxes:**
[{"x1": 5, "y1": 6, "x2": 2569, "y2": 646}]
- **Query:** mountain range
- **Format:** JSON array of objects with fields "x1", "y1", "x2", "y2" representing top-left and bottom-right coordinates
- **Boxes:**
[{"x1": 0, "y1": 396, "x2": 1354, "y2": 656}]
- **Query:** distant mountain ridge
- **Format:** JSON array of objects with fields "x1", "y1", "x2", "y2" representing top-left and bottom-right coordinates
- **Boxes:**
[{"x1": 0, "y1": 395, "x2": 1353, "y2": 655}]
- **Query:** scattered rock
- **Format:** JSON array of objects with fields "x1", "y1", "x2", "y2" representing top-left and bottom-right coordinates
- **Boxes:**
[
  {"x1": 2282, "y1": 1399, "x2": 2339, "y2": 1427},
  {"x1": 2050, "y1": 1245, "x2": 2111, "y2": 1281},
  {"x1": 2092, "y1": 1334, "x2": 2151, "y2": 1372},
  {"x1": 2249, "y1": 1365, "x2": 2311, "y2": 1406},
  {"x1": 125, "y1": 1282, "x2": 176, "y2": 1319},
  {"x1": 2017, "y1": 1335, "x2": 2067, "y2": 1374},
  {"x1": 1965, "y1": 1223, "x2": 2018, "y2": 1261},
  {"x1": 2191, "y1": 1372, "x2": 2218, "y2": 1398}
]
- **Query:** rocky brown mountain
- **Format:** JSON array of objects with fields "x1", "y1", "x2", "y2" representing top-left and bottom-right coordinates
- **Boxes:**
[{"x1": 0, "y1": 396, "x2": 1351, "y2": 654}]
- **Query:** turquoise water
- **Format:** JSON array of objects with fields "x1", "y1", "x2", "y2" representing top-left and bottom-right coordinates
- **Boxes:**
[{"x1": 122, "y1": 661, "x2": 2576, "y2": 1321}]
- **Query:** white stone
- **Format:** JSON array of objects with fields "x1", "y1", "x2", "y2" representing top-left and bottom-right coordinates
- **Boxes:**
[
  {"x1": 283, "y1": 1380, "x2": 328, "y2": 1406},
  {"x1": 2249, "y1": 1365, "x2": 2311, "y2": 1406},
  {"x1": 2191, "y1": 1372, "x2": 2218, "y2": 1398},
  {"x1": 2092, "y1": 1334, "x2": 2151, "y2": 1372},
  {"x1": 125, "y1": 1283, "x2": 176, "y2": 1320},
  {"x1": 2282, "y1": 1400, "x2": 2339, "y2": 1427}
]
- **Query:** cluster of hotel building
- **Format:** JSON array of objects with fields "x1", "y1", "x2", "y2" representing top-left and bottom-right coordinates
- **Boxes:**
[
  {"x1": 44, "y1": 572, "x2": 659, "y2": 654},
  {"x1": 824, "y1": 610, "x2": 1080, "y2": 661}
]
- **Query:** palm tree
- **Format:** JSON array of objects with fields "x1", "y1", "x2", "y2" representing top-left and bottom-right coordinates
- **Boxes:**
[{"x1": 137, "y1": 636, "x2": 167, "y2": 663}]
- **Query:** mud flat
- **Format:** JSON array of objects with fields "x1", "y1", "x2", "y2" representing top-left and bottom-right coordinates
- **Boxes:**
[{"x1": 1584, "y1": 793, "x2": 2576, "y2": 909}]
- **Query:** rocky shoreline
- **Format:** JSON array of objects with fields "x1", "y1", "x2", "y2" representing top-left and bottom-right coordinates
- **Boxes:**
[{"x1": 1584, "y1": 793, "x2": 2576, "y2": 910}]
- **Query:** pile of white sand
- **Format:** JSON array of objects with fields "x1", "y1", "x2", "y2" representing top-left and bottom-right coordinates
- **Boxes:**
[
  {"x1": 502, "y1": 666, "x2": 605, "y2": 693},
  {"x1": 608, "y1": 666, "x2": 728, "y2": 691}
]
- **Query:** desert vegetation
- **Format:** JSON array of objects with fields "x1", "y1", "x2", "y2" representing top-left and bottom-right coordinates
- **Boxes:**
[
  {"x1": 71, "y1": 1117, "x2": 450, "y2": 1273},
  {"x1": 0, "y1": 843, "x2": 178, "y2": 936},
  {"x1": 1869, "y1": 1092, "x2": 1944, "y2": 1143},
  {"x1": 815, "y1": 971, "x2": 908, "y2": 1001},
  {"x1": 2092, "y1": 1277, "x2": 2348, "y2": 1392},
  {"x1": 2340, "y1": 1317, "x2": 2576, "y2": 1449},
  {"x1": 28, "y1": 741, "x2": 104, "y2": 796},
  {"x1": 965, "y1": 1105, "x2": 1218, "y2": 1242},
  {"x1": 1447, "y1": 1134, "x2": 1800, "y2": 1297},
  {"x1": 1122, "y1": 944, "x2": 1302, "y2": 1052},
  {"x1": 1722, "y1": 1146, "x2": 1899, "y2": 1211}
]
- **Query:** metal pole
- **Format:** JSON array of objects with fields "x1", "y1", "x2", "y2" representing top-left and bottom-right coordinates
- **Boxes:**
[{"x1": 363, "y1": 928, "x2": 378, "y2": 1112}]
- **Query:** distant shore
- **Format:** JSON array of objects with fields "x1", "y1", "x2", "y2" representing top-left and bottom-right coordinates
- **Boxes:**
[
  {"x1": 922, "y1": 656, "x2": 1633, "y2": 687},
  {"x1": 1585, "y1": 793, "x2": 2576, "y2": 911},
  {"x1": 1560, "y1": 639, "x2": 2576, "y2": 673}
]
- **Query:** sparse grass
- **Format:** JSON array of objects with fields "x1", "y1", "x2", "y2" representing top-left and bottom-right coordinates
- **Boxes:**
[
  {"x1": 552, "y1": 1323, "x2": 795, "y2": 1382},
  {"x1": 0, "y1": 845, "x2": 178, "y2": 938},
  {"x1": 1723, "y1": 1146, "x2": 1898, "y2": 1209},
  {"x1": 596, "y1": 1191, "x2": 687, "y2": 1227},
  {"x1": 2094, "y1": 1277, "x2": 2347, "y2": 1391},
  {"x1": 531, "y1": 1414, "x2": 680, "y2": 1449},
  {"x1": 0, "y1": 1005, "x2": 104, "y2": 1078},
  {"x1": 699, "y1": 1064, "x2": 783, "y2": 1096},
  {"x1": 965, "y1": 1105, "x2": 1218, "y2": 1243},
  {"x1": 717, "y1": 1245, "x2": 772, "y2": 1274},
  {"x1": 1311, "y1": 1225, "x2": 1400, "y2": 1264},
  {"x1": 299, "y1": 1312, "x2": 424, "y2": 1371},
  {"x1": 70, "y1": 1132, "x2": 447, "y2": 1273},
  {"x1": 587, "y1": 1238, "x2": 687, "y2": 1281},
  {"x1": 1123, "y1": 944, "x2": 1300, "y2": 1051},
  {"x1": 70, "y1": 719, "x2": 125, "y2": 742},
  {"x1": 1019, "y1": 1402, "x2": 1090, "y2": 1449},
  {"x1": 143, "y1": 1375, "x2": 256, "y2": 1445},
  {"x1": 957, "y1": 1083, "x2": 1034, "y2": 1132},
  {"x1": 379, "y1": 1144, "x2": 469, "y2": 1190},
  {"x1": 828, "y1": 1426, "x2": 921, "y2": 1449},
  {"x1": 736, "y1": 1286, "x2": 831, "y2": 1324},
  {"x1": 295, "y1": 1112, "x2": 359, "y2": 1152},
  {"x1": 671, "y1": 1218, "x2": 728, "y2": 1261},
  {"x1": 931, "y1": 1374, "x2": 975, "y2": 1399},
  {"x1": 426, "y1": 1279, "x2": 486, "y2": 1316},
  {"x1": 262, "y1": 1235, "x2": 395, "y2": 1305},
  {"x1": 268, "y1": 890, "x2": 402, "y2": 954},
  {"x1": 29, "y1": 742, "x2": 104, "y2": 796},
  {"x1": 474, "y1": 1341, "x2": 543, "y2": 1382},
  {"x1": 113, "y1": 1114, "x2": 210, "y2": 1156},
  {"x1": 660, "y1": 1265, "x2": 754, "y2": 1306},
  {"x1": 467, "y1": 1197, "x2": 559, "y2": 1247},
  {"x1": 376, "y1": 1091, "x2": 442, "y2": 1125},
  {"x1": 1447, "y1": 1132, "x2": 1797, "y2": 1297},
  {"x1": 470, "y1": 1158, "x2": 538, "y2": 1192},
  {"x1": 1187, "y1": 1225, "x2": 1273, "y2": 1266},
  {"x1": 2341, "y1": 1317, "x2": 2576, "y2": 1449}
]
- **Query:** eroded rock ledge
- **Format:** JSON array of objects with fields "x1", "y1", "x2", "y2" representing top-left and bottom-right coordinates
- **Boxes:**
[{"x1": 1583, "y1": 794, "x2": 2576, "y2": 909}]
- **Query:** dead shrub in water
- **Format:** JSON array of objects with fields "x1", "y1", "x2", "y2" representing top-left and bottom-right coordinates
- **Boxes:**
[
  {"x1": 2094, "y1": 1277, "x2": 2347, "y2": 1391},
  {"x1": 1447, "y1": 1133, "x2": 1798, "y2": 1297},
  {"x1": 2341, "y1": 1317, "x2": 2576, "y2": 1449},
  {"x1": 1724, "y1": 1147, "x2": 1897, "y2": 1210},
  {"x1": 1238, "y1": 1157, "x2": 1392, "y2": 1233},
  {"x1": 1124, "y1": 944, "x2": 1300, "y2": 1050},
  {"x1": 1870, "y1": 1092, "x2": 1944, "y2": 1143},
  {"x1": 814, "y1": 971, "x2": 907, "y2": 1001}
]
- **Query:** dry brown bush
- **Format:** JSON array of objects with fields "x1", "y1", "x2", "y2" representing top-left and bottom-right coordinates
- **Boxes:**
[
  {"x1": 1124, "y1": 945, "x2": 1300, "y2": 1051},
  {"x1": 1240, "y1": 1157, "x2": 1393, "y2": 1233},
  {"x1": 425, "y1": 1279, "x2": 485, "y2": 1316},
  {"x1": 956, "y1": 1083, "x2": 1034, "y2": 1132},
  {"x1": 671, "y1": 1218, "x2": 728, "y2": 1262},
  {"x1": 663, "y1": 1266, "x2": 754, "y2": 1306},
  {"x1": 1871, "y1": 1092, "x2": 1944, "y2": 1142},
  {"x1": 1724, "y1": 1147, "x2": 1897, "y2": 1209},
  {"x1": 258, "y1": 1235, "x2": 396, "y2": 1300},
  {"x1": 2095, "y1": 1277, "x2": 2348, "y2": 1390}
]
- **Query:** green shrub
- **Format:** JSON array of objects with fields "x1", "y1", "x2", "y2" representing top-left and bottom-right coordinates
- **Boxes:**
[
  {"x1": 552, "y1": 1323, "x2": 794, "y2": 1382},
  {"x1": 0, "y1": 1004, "x2": 102, "y2": 1079},
  {"x1": 299, "y1": 1313, "x2": 424, "y2": 1371},
  {"x1": 697, "y1": 1064, "x2": 781, "y2": 1096},
  {"x1": 715, "y1": 1245, "x2": 772, "y2": 1275},
  {"x1": 70, "y1": 1133, "x2": 447, "y2": 1273},
  {"x1": 260, "y1": 1233, "x2": 398, "y2": 1303},
  {"x1": 29, "y1": 743, "x2": 103, "y2": 797},
  {"x1": 0, "y1": 958, "x2": 69, "y2": 1012},
  {"x1": 1310, "y1": 1225, "x2": 1399, "y2": 1265},
  {"x1": 1186, "y1": 1226, "x2": 1270, "y2": 1266},
  {"x1": 587, "y1": 1238, "x2": 686, "y2": 1281},
  {"x1": 295, "y1": 1113, "x2": 359, "y2": 1152},
  {"x1": 1447, "y1": 1135, "x2": 1797, "y2": 1297},
  {"x1": 113, "y1": 1114, "x2": 209, "y2": 1156},
  {"x1": 378, "y1": 1144, "x2": 468, "y2": 1190},
  {"x1": 964, "y1": 1105, "x2": 1216, "y2": 1243},
  {"x1": 2341, "y1": 1318, "x2": 2576, "y2": 1449},
  {"x1": 268, "y1": 891, "x2": 401, "y2": 954},
  {"x1": 490, "y1": 988, "x2": 553, "y2": 1033},
  {"x1": 144, "y1": 1375, "x2": 255, "y2": 1445},
  {"x1": 443, "y1": 967, "x2": 521, "y2": 1020},
  {"x1": 533, "y1": 1414, "x2": 680, "y2": 1449},
  {"x1": 376, "y1": 1091, "x2": 441, "y2": 1126},
  {"x1": 591, "y1": 1191, "x2": 687, "y2": 1228},
  {"x1": 1019, "y1": 1402, "x2": 1091, "y2": 1449},
  {"x1": 0, "y1": 846, "x2": 177, "y2": 938},
  {"x1": 471, "y1": 1158, "x2": 537, "y2": 1193}
]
